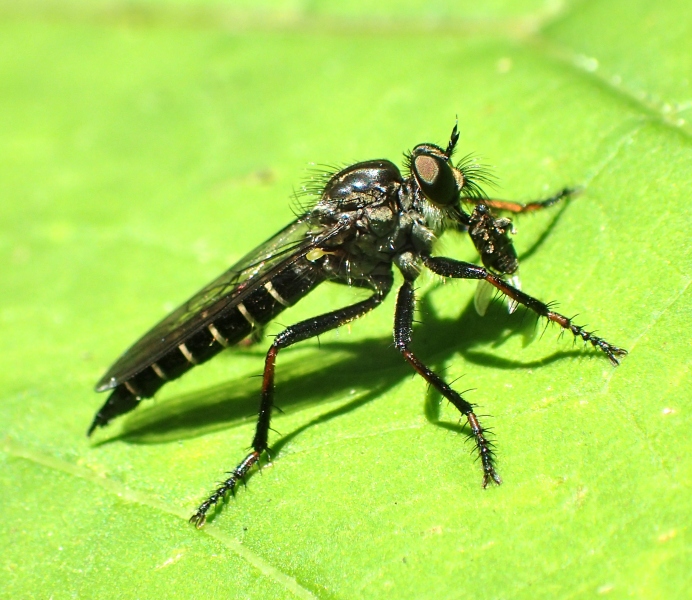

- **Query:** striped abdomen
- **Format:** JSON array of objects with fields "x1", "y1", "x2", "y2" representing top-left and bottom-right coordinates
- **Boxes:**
[{"x1": 89, "y1": 257, "x2": 325, "y2": 434}]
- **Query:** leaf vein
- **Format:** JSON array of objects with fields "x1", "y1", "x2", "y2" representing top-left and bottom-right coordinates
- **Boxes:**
[{"x1": 1, "y1": 436, "x2": 318, "y2": 600}]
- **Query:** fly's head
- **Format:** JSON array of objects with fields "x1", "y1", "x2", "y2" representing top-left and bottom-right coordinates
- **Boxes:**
[
  {"x1": 406, "y1": 124, "x2": 490, "y2": 233},
  {"x1": 408, "y1": 125, "x2": 520, "y2": 317}
]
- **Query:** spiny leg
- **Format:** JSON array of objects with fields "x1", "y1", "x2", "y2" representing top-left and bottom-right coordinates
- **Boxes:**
[
  {"x1": 190, "y1": 275, "x2": 393, "y2": 527},
  {"x1": 189, "y1": 451, "x2": 262, "y2": 529},
  {"x1": 463, "y1": 187, "x2": 576, "y2": 214},
  {"x1": 421, "y1": 255, "x2": 628, "y2": 365},
  {"x1": 394, "y1": 279, "x2": 501, "y2": 487}
]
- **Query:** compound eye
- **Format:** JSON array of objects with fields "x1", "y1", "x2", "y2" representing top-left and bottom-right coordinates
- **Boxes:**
[{"x1": 412, "y1": 153, "x2": 459, "y2": 206}]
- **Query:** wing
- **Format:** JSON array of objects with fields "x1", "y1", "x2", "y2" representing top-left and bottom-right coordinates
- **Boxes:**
[{"x1": 96, "y1": 216, "x2": 317, "y2": 391}]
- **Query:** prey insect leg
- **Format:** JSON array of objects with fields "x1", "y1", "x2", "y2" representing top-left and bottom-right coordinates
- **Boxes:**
[
  {"x1": 464, "y1": 187, "x2": 576, "y2": 213},
  {"x1": 421, "y1": 255, "x2": 628, "y2": 365},
  {"x1": 190, "y1": 275, "x2": 393, "y2": 527},
  {"x1": 394, "y1": 279, "x2": 501, "y2": 488}
]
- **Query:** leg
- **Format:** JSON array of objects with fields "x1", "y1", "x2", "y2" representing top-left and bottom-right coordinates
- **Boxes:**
[
  {"x1": 394, "y1": 280, "x2": 501, "y2": 487},
  {"x1": 190, "y1": 275, "x2": 393, "y2": 527},
  {"x1": 422, "y1": 255, "x2": 628, "y2": 365},
  {"x1": 462, "y1": 187, "x2": 576, "y2": 214}
]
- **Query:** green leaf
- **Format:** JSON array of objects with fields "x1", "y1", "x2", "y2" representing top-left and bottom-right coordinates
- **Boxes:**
[{"x1": 1, "y1": 1, "x2": 690, "y2": 597}]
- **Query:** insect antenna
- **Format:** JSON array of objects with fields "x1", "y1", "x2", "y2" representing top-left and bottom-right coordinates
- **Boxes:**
[{"x1": 444, "y1": 121, "x2": 460, "y2": 158}]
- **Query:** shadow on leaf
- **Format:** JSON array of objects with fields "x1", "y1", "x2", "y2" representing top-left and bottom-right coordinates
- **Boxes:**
[
  {"x1": 112, "y1": 292, "x2": 585, "y2": 446},
  {"x1": 102, "y1": 200, "x2": 588, "y2": 446}
]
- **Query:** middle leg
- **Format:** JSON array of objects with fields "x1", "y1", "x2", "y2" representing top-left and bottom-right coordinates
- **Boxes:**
[{"x1": 394, "y1": 279, "x2": 501, "y2": 488}]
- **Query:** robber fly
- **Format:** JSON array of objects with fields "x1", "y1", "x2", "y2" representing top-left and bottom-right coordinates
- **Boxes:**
[{"x1": 90, "y1": 125, "x2": 627, "y2": 527}]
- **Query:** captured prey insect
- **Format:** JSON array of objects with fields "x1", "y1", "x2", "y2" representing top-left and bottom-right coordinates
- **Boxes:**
[{"x1": 90, "y1": 124, "x2": 627, "y2": 527}]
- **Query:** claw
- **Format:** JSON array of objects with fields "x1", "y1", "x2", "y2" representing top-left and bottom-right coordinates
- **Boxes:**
[{"x1": 189, "y1": 512, "x2": 206, "y2": 529}]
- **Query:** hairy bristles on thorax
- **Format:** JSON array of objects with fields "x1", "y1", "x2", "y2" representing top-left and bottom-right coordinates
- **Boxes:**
[{"x1": 417, "y1": 196, "x2": 459, "y2": 235}]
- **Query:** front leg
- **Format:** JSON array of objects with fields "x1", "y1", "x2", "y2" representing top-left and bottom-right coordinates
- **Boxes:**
[
  {"x1": 394, "y1": 279, "x2": 501, "y2": 487},
  {"x1": 422, "y1": 255, "x2": 628, "y2": 366}
]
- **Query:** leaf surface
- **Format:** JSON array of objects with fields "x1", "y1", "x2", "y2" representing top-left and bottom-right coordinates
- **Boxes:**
[{"x1": 1, "y1": 1, "x2": 690, "y2": 598}]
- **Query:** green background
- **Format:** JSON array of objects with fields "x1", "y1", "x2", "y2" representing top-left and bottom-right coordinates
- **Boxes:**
[{"x1": 1, "y1": 1, "x2": 690, "y2": 598}]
